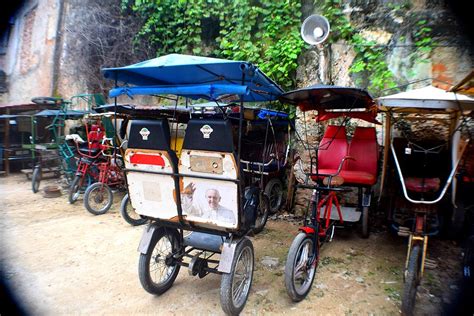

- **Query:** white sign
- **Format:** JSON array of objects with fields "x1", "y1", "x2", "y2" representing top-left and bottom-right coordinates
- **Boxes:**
[
  {"x1": 200, "y1": 125, "x2": 213, "y2": 139},
  {"x1": 139, "y1": 127, "x2": 150, "y2": 140}
]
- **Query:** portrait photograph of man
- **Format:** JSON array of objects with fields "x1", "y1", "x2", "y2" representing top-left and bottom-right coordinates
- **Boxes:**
[{"x1": 181, "y1": 180, "x2": 238, "y2": 228}]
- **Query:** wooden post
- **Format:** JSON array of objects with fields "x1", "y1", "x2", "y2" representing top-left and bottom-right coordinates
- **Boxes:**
[
  {"x1": 4, "y1": 108, "x2": 10, "y2": 175},
  {"x1": 378, "y1": 112, "x2": 391, "y2": 202}
]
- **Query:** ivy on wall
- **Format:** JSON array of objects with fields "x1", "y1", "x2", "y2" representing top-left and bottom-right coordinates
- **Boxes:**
[
  {"x1": 121, "y1": 0, "x2": 304, "y2": 92},
  {"x1": 122, "y1": 0, "x2": 434, "y2": 99},
  {"x1": 318, "y1": 0, "x2": 398, "y2": 95},
  {"x1": 319, "y1": 0, "x2": 435, "y2": 96}
]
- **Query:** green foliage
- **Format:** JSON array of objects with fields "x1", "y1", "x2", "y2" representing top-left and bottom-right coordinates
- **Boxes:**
[
  {"x1": 412, "y1": 19, "x2": 434, "y2": 61},
  {"x1": 121, "y1": 0, "x2": 434, "y2": 101},
  {"x1": 318, "y1": 0, "x2": 397, "y2": 95},
  {"x1": 318, "y1": 0, "x2": 433, "y2": 96},
  {"x1": 121, "y1": 0, "x2": 304, "y2": 93}
]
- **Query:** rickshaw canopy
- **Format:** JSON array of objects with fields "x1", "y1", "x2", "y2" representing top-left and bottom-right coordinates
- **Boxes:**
[
  {"x1": 278, "y1": 85, "x2": 374, "y2": 111},
  {"x1": 377, "y1": 85, "x2": 474, "y2": 111},
  {"x1": 103, "y1": 54, "x2": 284, "y2": 102}
]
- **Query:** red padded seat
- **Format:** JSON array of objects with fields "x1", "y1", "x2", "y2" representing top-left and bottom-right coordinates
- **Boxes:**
[
  {"x1": 338, "y1": 170, "x2": 377, "y2": 186},
  {"x1": 88, "y1": 124, "x2": 105, "y2": 149},
  {"x1": 311, "y1": 125, "x2": 348, "y2": 180},
  {"x1": 341, "y1": 127, "x2": 378, "y2": 186},
  {"x1": 404, "y1": 177, "x2": 440, "y2": 193}
]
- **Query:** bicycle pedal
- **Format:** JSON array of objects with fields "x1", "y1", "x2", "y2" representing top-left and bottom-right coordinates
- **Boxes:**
[
  {"x1": 424, "y1": 258, "x2": 438, "y2": 267},
  {"x1": 398, "y1": 231, "x2": 410, "y2": 237},
  {"x1": 424, "y1": 262, "x2": 438, "y2": 269}
]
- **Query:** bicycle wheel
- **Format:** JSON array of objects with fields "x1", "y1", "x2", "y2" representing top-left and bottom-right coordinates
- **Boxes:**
[
  {"x1": 220, "y1": 237, "x2": 254, "y2": 315},
  {"x1": 265, "y1": 178, "x2": 283, "y2": 214},
  {"x1": 84, "y1": 182, "x2": 113, "y2": 215},
  {"x1": 120, "y1": 193, "x2": 147, "y2": 226},
  {"x1": 68, "y1": 175, "x2": 82, "y2": 204},
  {"x1": 253, "y1": 193, "x2": 269, "y2": 234},
  {"x1": 284, "y1": 232, "x2": 317, "y2": 302},
  {"x1": 32, "y1": 166, "x2": 41, "y2": 193},
  {"x1": 138, "y1": 227, "x2": 181, "y2": 295},
  {"x1": 401, "y1": 244, "x2": 422, "y2": 315}
]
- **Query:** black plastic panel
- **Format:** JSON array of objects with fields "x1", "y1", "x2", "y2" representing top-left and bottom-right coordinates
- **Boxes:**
[{"x1": 128, "y1": 119, "x2": 170, "y2": 150}]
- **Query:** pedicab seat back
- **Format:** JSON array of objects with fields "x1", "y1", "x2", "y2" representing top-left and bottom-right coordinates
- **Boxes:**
[
  {"x1": 182, "y1": 119, "x2": 234, "y2": 153},
  {"x1": 341, "y1": 127, "x2": 378, "y2": 186},
  {"x1": 311, "y1": 125, "x2": 348, "y2": 180},
  {"x1": 125, "y1": 119, "x2": 179, "y2": 219},
  {"x1": 179, "y1": 119, "x2": 239, "y2": 231},
  {"x1": 393, "y1": 137, "x2": 449, "y2": 194},
  {"x1": 128, "y1": 119, "x2": 171, "y2": 151},
  {"x1": 88, "y1": 124, "x2": 105, "y2": 150},
  {"x1": 241, "y1": 132, "x2": 287, "y2": 173}
]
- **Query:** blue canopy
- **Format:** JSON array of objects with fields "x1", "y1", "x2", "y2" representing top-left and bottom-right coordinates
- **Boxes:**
[{"x1": 102, "y1": 54, "x2": 284, "y2": 102}]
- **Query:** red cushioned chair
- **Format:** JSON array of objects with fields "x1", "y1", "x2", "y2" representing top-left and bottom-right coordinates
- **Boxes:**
[
  {"x1": 311, "y1": 125, "x2": 348, "y2": 180},
  {"x1": 340, "y1": 127, "x2": 378, "y2": 186}
]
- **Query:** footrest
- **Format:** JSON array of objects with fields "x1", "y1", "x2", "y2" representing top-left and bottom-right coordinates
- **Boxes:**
[
  {"x1": 183, "y1": 232, "x2": 224, "y2": 253},
  {"x1": 319, "y1": 206, "x2": 361, "y2": 222}
]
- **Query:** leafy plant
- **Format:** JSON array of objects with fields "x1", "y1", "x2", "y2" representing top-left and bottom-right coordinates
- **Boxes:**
[
  {"x1": 120, "y1": 0, "x2": 304, "y2": 114},
  {"x1": 121, "y1": 0, "x2": 303, "y2": 92}
]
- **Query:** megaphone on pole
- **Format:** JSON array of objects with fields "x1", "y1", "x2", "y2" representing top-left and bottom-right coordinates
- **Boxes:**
[{"x1": 301, "y1": 14, "x2": 330, "y2": 45}]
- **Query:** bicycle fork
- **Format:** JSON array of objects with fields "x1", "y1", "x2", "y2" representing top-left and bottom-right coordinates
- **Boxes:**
[{"x1": 405, "y1": 214, "x2": 429, "y2": 279}]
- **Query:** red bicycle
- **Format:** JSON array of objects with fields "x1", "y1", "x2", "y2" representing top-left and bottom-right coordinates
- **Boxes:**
[
  {"x1": 68, "y1": 123, "x2": 106, "y2": 204},
  {"x1": 67, "y1": 145, "x2": 102, "y2": 204},
  {"x1": 284, "y1": 159, "x2": 351, "y2": 301},
  {"x1": 83, "y1": 147, "x2": 125, "y2": 215}
]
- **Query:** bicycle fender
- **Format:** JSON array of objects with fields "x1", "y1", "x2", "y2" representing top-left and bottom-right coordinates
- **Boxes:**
[
  {"x1": 218, "y1": 239, "x2": 239, "y2": 273},
  {"x1": 137, "y1": 224, "x2": 159, "y2": 254},
  {"x1": 299, "y1": 226, "x2": 315, "y2": 235}
]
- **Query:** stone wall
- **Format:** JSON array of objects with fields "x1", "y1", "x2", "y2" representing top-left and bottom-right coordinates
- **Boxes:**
[
  {"x1": 0, "y1": 0, "x2": 61, "y2": 104},
  {"x1": 290, "y1": 0, "x2": 473, "y2": 214}
]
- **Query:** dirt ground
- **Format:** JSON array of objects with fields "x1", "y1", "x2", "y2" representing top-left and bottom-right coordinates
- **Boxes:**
[{"x1": 0, "y1": 174, "x2": 465, "y2": 315}]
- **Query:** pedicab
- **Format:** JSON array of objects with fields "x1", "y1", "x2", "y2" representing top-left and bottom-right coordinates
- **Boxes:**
[
  {"x1": 237, "y1": 107, "x2": 292, "y2": 214},
  {"x1": 278, "y1": 85, "x2": 379, "y2": 301},
  {"x1": 94, "y1": 103, "x2": 199, "y2": 225},
  {"x1": 29, "y1": 95, "x2": 103, "y2": 193},
  {"x1": 102, "y1": 54, "x2": 283, "y2": 315},
  {"x1": 377, "y1": 85, "x2": 474, "y2": 315},
  {"x1": 68, "y1": 112, "x2": 124, "y2": 208}
]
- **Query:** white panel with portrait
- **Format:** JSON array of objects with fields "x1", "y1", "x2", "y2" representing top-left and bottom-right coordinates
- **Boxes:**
[{"x1": 181, "y1": 178, "x2": 238, "y2": 229}]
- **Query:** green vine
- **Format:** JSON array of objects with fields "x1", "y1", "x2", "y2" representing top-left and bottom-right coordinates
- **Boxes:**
[
  {"x1": 121, "y1": 0, "x2": 434, "y2": 100},
  {"x1": 319, "y1": 0, "x2": 433, "y2": 96},
  {"x1": 319, "y1": 0, "x2": 398, "y2": 95},
  {"x1": 121, "y1": 0, "x2": 304, "y2": 94}
]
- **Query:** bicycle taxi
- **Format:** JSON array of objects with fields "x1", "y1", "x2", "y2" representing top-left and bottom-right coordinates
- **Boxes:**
[
  {"x1": 29, "y1": 95, "x2": 103, "y2": 193},
  {"x1": 278, "y1": 85, "x2": 379, "y2": 301},
  {"x1": 377, "y1": 84, "x2": 474, "y2": 315},
  {"x1": 102, "y1": 54, "x2": 284, "y2": 314}
]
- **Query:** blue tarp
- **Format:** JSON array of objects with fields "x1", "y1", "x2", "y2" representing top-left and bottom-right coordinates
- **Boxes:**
[
  {"x1": 102, "y1": 54, "x2": 284, "y2": 102},
  {"x1": 109, "y1": 84, "x2": 249, "y2": 99}
]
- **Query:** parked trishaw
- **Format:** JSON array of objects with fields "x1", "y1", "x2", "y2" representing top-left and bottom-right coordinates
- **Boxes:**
[
  {"x1": 236, "y1": 107, "x2": 291, "y2": 214},
  {"x1": 102, "y1": 54, "x2": 284, "y2": 314},
  {"x1": 30, "y1": 107, "x2": 86, "y2": 192},
  {"x1": 377, "y1": 85, "x2": 474, "y2": 315},
  {"x1": 29, "y1": 94, "x2": 104, "y2": 193},
  {"x1": 278, "y1": 85, "x2": 379, "y2": 301}
]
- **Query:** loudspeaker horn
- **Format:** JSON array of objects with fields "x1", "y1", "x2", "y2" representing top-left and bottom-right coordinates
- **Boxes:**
[{"x1": 300, "y1": 14, "x2": 330, "y2": 45}]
